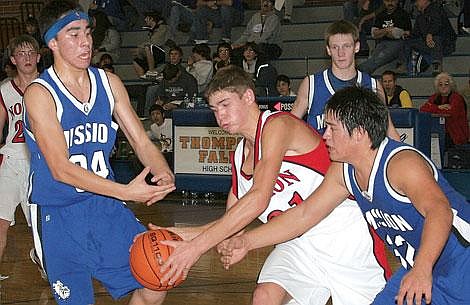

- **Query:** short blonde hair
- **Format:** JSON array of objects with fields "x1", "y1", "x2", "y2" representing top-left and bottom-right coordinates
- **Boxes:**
[{"x1": 433, "y1": 72, "x2": 457, "y2": 93}]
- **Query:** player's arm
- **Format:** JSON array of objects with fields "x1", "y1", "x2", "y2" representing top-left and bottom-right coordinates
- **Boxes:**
[
  {"x1": 388, "y1": 150, "x2": 453, "y2": 305},
  {"x1": 160, "y1": 116, "x2": 299, "y2": 282},
  {"x1": 376, "y1": 81, "x2": 400, "y2": 141},
  {"x1": 0, "y1": 98, "x2": 6, "y2": 145},
  {"x1": 220, "y1": 161, "x2": 349, "y2": 267},
  {"x1": 290, "y1": 76, "x2": 309, "y2": 118},
  {"x1": 24, "y1": 83, "x2": 172, "y2": 204},
  {"x1": 107, "y1": 72, "x2": 175, "y2": 190}
]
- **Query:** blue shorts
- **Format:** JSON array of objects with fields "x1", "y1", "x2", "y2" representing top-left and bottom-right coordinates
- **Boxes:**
[
  {"x1": 372, "y1": 246, "x2": 470, "y2": 305},
  {"x1": 33, "y1": 197, "x2": 145, "y2": 305}
]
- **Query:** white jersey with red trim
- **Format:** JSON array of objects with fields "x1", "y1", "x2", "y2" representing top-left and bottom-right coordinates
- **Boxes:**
[
  {"x1": 0, "y1": 79, "x2": 29, "y2": 159},
  {"x1": 231, "y1": 110, "x2": 356, "y2": 225}
]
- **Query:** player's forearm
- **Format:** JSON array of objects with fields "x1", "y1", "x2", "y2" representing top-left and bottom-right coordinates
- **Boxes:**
[
  {"x1": 135, "y1": 140, "x2": 172, "y2": 177},
  {"x1": 413, "y1": 205, "x2": 453, "y2": 270}
]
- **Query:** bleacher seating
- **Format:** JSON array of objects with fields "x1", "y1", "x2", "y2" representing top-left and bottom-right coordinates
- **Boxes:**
[
  {"x1": 0, "y1": 17, "x2": 22, "y2": 50},
  {"x1": 115, "y1": 4, "x2": 470, "y2": 111}
]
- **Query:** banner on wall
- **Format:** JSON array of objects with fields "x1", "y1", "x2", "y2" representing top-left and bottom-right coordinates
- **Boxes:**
[
  {"x1": 174, "y1": 126, "x2": 242, "y2": 175},
  {"x1": 396, "y1": 127, "x2": 414, "y2": 146}
]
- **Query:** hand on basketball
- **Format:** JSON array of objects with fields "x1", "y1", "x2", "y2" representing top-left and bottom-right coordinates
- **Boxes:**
[
  {"x1": 395, "y1": 267, "x2": 432, "y2": 305},
  {"x1": 217, "y1": 235, "x2": 249, "y2": 269},
  {"x1": 125, "y1": 167, "x2": 176, "y2": 205},
  {"x1": 159, "y1": 239, "x2": 203, "y2": 285}
]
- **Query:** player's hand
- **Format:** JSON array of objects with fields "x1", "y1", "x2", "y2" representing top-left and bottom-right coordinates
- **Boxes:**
[
  {"x1": 151, "y1": 167, "x2": 175, "y2": 187},
  {"x1": 426, "y1": 34, "x2": 435, "y2": 48},
  {"x1": 125, "y1": 167, "x2": 175, "y2": 205},
  {"x1": 217, "y1": 235, "x2": 249, "y2": 269},
  {"x1": 159, "y1": 239, "x2": 203, "y2": 284},
  {"x1": 395, "y1": 267, "x2": 432, "y2": 305}
]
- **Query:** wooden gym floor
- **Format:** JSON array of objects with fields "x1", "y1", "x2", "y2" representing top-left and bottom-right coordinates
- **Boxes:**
[{"x1": 0, "y1": 193, "x2": 398, "y2": 304}]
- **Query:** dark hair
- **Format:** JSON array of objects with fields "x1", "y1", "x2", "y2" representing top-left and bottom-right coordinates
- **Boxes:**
[
  {"x1": 381, "y1": 70, "x2": 397, "y2": 80},
  {"x1": 325, "y1": 86, "x2": 388, "y2": 149},
  {"x1": 99, "y1": 53, "x2": 114, "y2": 65},
  {"x1": 205, "y1": 65, "x2": 255, "y2": 99},
  {"x1": 101, "y1": 63, "x2": 114, "y2": 73},
  {"x1": 169, "y1": 46, "x2": 183, "y2": 57},
  {"x1": 217, "y1": 42, "x2": 232, "y2": 56},
  {"x1": 276, "y1": 74, "x2": 290, "y2": 85},
  {"x1": 243, "y1": 41, "x2": 259, "y2": 55},
  {"x1": 144, "y1": 11, "x2": 162, "y2": 22},
  {"x1": 192, "y1": 43, "x2": 211, "y2": 60},
  {"x1": 149, "y1": 103, "x2": 165, "y2": 115},
  {"x1": 162, "y1": 63, "x2": 180, "y2": 81},
  {"x1": 38, "y1": 0, "x2": 83, "y2": 39},
  {"x1": 25, "y1": 15, "x2": 39, "y2": 28}
]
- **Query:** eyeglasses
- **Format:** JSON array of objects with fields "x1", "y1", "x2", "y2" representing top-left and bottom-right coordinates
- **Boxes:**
[
  {"x1": 14, "y1": 50, "x2": 38, "y2": 58},
  {"x1": 438, "y1": 82, "x2": 450, "y2": 87}
]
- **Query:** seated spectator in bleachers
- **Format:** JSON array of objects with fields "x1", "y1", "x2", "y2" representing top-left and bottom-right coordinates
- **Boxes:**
[
  {"x1": 1, "y1": 59, "x2": 16, "y2": 81},
  {"x1": 213, "y1": 42, "x2": 232, "y2": 71},
  {"x1": 343, "y1": 0, "x2": 384, "y2": 57},
  {"x1": 166, "y1": 0, "x2": 197, "y2": 46},
  {"x1": 90, "y1": 10, "x2": 121, "y2": 65},
  {"x1": 396, "y1": 0, "x2": 456, "y2": 76},
  {"x1": 132, "y1": 0, "x2": 172, "y2": 25},
  {"x1": 358, "y1": 0, "x2": 411, "y2": 74},
  {"x1": 133, "y1": 11, "x2": 168, "y2": 78},
  {"x1": 91, "y1": 0, "x2": 140, "y2": 31},
  {"x1": 186, "y1": 43, "x2": 214, "y2": 93},
  {"x1": 274, "y1": 0, "x2": 298, "y2": 24},
  {"x1": 147, "y1": 104, "x2": 173, "y2": 152},
  {"x1": 276, "y1": 74, "x2": 296, "y2": 96},
  {"x1": 233, "y1": 42, "x2": 278, "y2": 96},
  {"x1": 156, "y1": 45, "x2": 186, "y2": 74},
  {"x1": 97, "y1": 53, "x2": 114, "y2": 68},
  {"x1": 191, "y1": 0, "x2": 244, "y2": 44},
  {"x1": 232, "y1": 0, "x2": 282, "y2": 61},
  {"x1": 145, "y1": 63, "x2": 198, "y2": 112},
  {"x1": 381, "y1": 70, "x2": 412, "y2": 107},
  {"x1": 420, "y1": 72, "x2": 469, "y2": 148},
  {"x1": 24, "y1": 16, "x2": 53, "y2": 71}
]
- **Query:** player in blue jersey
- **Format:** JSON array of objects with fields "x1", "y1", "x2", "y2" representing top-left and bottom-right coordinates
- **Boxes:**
[
  {"x1": 291, "y1": 20, "x2": 399, "y2": 139},
  {"x1": 220, "y1": 86, "x2": 470, "y2": 305},
  {"x1": 23, "y1": 1, "x2": 175, "y2": 304}
]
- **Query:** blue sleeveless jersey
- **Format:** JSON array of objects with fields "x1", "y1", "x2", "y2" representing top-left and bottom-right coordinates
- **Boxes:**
[
  {"x1": 343, "y1": 138, "x2": 470, "y2": 271},
  {"x1": 306, "y1": 69, "x2": 377, "y2": 134},
  {"x1": 24, "y1": 66, "x2": 118, "y2": 206}
]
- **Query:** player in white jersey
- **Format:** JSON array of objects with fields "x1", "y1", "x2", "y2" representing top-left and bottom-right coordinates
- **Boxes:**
[
  {"x1": 290, "y1": 20, "x2": 399, "y2": 140},
  {"x1": 0, "y1": 34, "x2": 40, "y2": 280},
  {"x1": 149, "y1": 66, "x2": 390, "y2": 305}
]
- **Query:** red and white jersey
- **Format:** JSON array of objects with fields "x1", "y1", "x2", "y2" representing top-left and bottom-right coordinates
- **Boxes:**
[
  {"x1": 0, "y1": 79, "x2": 29, "y2": 159},
  {"x1": 232, "y1": 111, "x2": 334, "y2": 223}
]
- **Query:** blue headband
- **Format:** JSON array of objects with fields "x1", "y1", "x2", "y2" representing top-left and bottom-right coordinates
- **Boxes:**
[{"x1": 44, "y1": 10, "x2": 90, "y2": 44}]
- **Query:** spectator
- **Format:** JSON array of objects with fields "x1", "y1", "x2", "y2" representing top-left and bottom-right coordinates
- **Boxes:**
[
  {"x1": 166, "y1": 0, "x2": 197, "y2": 46},
  {"x1": 156, "y1": 45, "x2": 186, "y2": 73},
  {"x1": 147, "y1": 104, "x2": 173, "y2": 152},
  {"x1": 358, "y1": 0, "x2": 411, "y2": 74},
  {"x1": 420, "y1": 72, "x2": 469, "y2": 147},
  {"x1": 234, "y1": 42, "x2": 278, "y2": 96},
  {"x1": 213, "y1": 42, "x2": 233, "y2": 71},
  {"x1": 24, "y1": 16, "x2": 53, "y2": 71},
  {"x1": 343, "y1": 0, "x2": 384, "y2": 57},
  {"x1": 381, "y1": 70, "x2": 412, "y2": 107},
  {"x1": 276, "y1": 74, "x2": 296, "y2": 96},
  {"x1": 396, "y1": 0, "x2": 456, "y2": 76},
  {"x1": 97, "y1": 53, "x2": 114, "y2": 68},
  {"x1": 186, "y1": 43, "x2": 214, "y2": 93},
  {"x1": 232, "y1": 0, "x2": 282, "y2": 60},
  {"x1": 145, "y1": 63, "x2": 198, "y2": 112},
  {"x1": 274, "y1": 0, "x2": 296, "y2": 24},
  {"x1": 90, "y1": 10, "x2": 121, "y2": 65},
  {"x1": 191, "y1": 0, "x2": 244, "y2": 44},
  {"x1": 133, "y1": 11, "x2": 168, "y2": 78},
  {"x1": 1, "y1": 59, "x2": 17, "y2": 81}
]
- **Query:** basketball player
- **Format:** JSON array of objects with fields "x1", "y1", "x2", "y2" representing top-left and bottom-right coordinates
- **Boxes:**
[
  {"x1": 157, "y1": 66, "x2": 390, "y2": 305},
  {"x1": 220, "y1": 86, "x2": 470, "y2": 305},
  {"x1": 23, "y1": 1, "x2": 175, "y2": 304},
  {"x1": 0, "y1": 34, "x2": 40, "y2": 280},
  {"x1": 291, "y1": 20, "x2": 399, "y2": 140}
]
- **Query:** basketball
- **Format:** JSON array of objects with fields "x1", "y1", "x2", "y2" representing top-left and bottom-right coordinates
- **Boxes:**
[{"x1": 129, "y1": 229, "x2": 185, "y2": 291}]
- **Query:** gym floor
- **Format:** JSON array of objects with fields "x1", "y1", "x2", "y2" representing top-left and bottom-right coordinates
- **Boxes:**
[{"x1": 0, "y1": 193, "x2": 398, "y2": 304}]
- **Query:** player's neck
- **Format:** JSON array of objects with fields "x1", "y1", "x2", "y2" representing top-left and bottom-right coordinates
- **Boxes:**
[
  {"x1": 331, "y1": 65, "x2": 357, "y2": 81},
  {"x1": 241, "y1": 108, "x2": 261, "y2": 143},
  {"x1": 349, "y1": 147, "x2": 378, "y2": 191},
  {"x1": 14, "y1": 70, "x2": 39, "y2": 91},
  {"x1": 53, "y1": 61, "x2": 89, "y2": 88}
]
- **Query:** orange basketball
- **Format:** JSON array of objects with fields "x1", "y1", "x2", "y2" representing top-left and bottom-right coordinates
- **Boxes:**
[{"x1": 129, "y1": 229, "x2": 185, "y2": 291}]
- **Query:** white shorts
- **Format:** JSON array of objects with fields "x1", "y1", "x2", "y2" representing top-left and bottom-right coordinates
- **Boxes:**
[
  {"x1": 258, "y1": 201, "x2": 386, "y2": 305},
  {"x1": 0, "y1": 155, "x2": 31, "y2": 224}
]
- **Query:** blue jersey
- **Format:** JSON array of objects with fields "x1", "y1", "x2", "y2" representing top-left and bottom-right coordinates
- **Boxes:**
[
  {"x1": 306, "y1": 69, "x2": 377, "y2": 134},
  {"x1": 24, "y1": 66, "x2": 119, "y2": 206},
  {"x1": 343, "y1": 138, "x2": 470, "y2": 271}
]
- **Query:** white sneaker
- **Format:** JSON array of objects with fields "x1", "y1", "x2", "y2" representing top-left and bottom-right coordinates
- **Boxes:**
[
  {"x1": 29, "y1": 248, "x2": 48, "y2": 281},
  {"x1": 0, "y1": 274, "x2": 9, "y2": 281}
]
